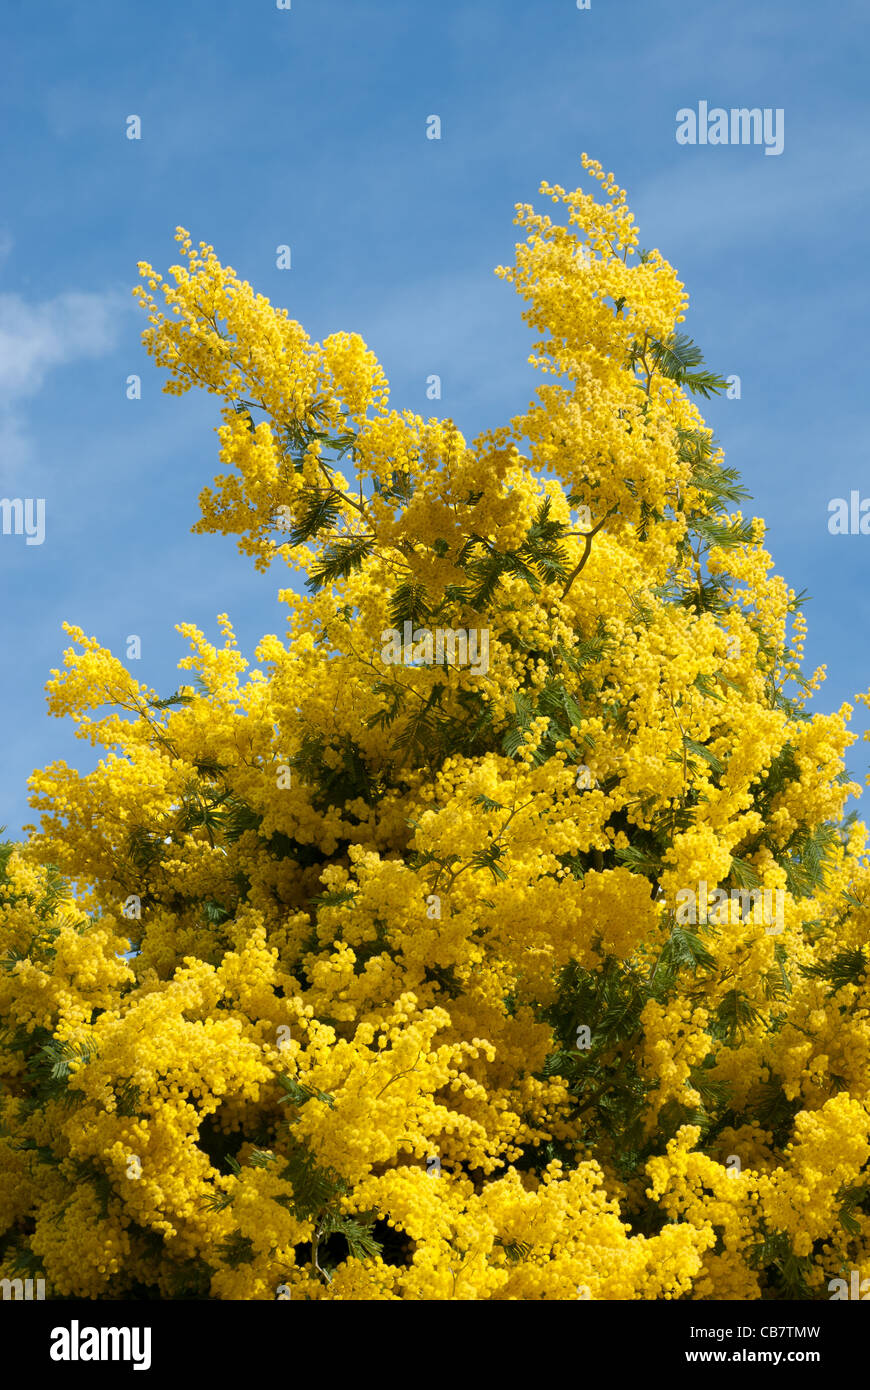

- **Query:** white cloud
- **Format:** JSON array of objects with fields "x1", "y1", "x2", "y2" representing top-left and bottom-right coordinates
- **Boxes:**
[
  {"x1": 0, "y1": 289, "x2": 122, "y2": 400},
  {"x1": 0, "y1": 288, "x2": 124, "y2": 476}
]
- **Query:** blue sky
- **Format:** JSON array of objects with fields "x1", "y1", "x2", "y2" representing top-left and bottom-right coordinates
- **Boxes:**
[{"x1": 3, "y1": 0, "x2": 870, "y2": 840}]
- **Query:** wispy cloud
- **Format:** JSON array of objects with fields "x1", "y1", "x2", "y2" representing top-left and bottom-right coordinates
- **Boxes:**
[
  {"x1": 0, "y1": 289, "x2": 122, "y2": 399},
  {"x1": 0, "y1": 288, "x2": 124, "y2": 476}
]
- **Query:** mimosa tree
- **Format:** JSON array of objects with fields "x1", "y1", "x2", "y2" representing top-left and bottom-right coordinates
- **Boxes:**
[{"x1": 2, "y1": 157, "x2": 869, "y2": 1300}]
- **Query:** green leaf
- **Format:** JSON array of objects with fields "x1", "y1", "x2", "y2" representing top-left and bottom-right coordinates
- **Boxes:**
[
  {"x1": 648, "y1": 333, "x2": 729, "y2": 399},
  {"x1": 799, "y1": 947, "x2": 867, "y2": 996},
  {"x1": 249, "y1": 1149, "x2": 279, "y2": 1169},
  {"x1": 682, "y1": 736, "x2": 723, "y2": 776},
  {"x1": 388, "y1": 582, "x2": 432, "y2": 629},
  {"x1": 146, "y1": 689, "x2": 195, "y2": 711},
  {"x1": 319, "y1": 1211, "x2": 382, "y2": 1262},
  {"x1": 278, "y1": 1075, "x2": 336, "y2": 1110},
  {"x1": 728, "y1": 857, "x2": 761, "y2": 891},
  {"x1": 713, "y1": 989, "x2": 761, "y2": 1045},
  {"x1": 306, "y1": 536, "x2": 376, "y2": 591},
  {"x1": 217, "y1": 1231, "x2": 256, "y2": 1267},
  {"x1": 284, "y1": 492, "x2": 343, "y2": 545},
  {"x1": 659, "y1": 926, "x2": 717, "y2": 976},
  {"x1": 309, "y1": 888, "x2": 358, "y2": 908}
]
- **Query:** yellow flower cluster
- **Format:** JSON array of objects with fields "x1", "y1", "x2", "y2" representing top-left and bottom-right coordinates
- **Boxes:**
[{"x1": 2, "y1": 159, "x2": 869, "y2": 1300}]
